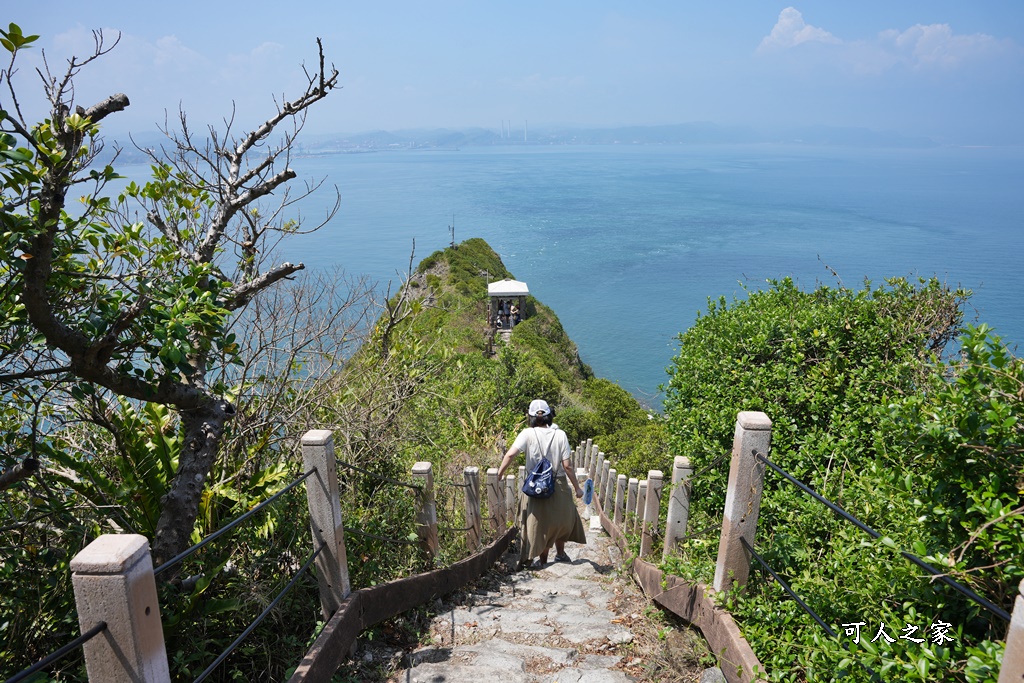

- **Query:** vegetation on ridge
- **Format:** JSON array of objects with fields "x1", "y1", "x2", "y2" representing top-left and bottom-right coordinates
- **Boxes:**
[{"x1": 659, "y1": 276, "x2": 1023, "y2": 682}]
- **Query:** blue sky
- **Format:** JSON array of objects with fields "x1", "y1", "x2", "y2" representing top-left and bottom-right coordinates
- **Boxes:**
[{"x1": 7, "y1": 1, "x2": 1024, "y2": 143}]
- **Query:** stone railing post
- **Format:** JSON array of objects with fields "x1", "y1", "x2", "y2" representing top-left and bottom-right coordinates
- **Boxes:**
[
  {"x1": 714, "y1": 411, "x2": 771, "y2": 593},
  {"x1": 505, "y1": 474, "x2": 516, "y2": 525},
  {"x1": 585, "y1": 439, "x2": 594, "y2": 472},
  {"x1": 411, "y1": 462, "x2": 438, "y2": 562},
  {"x1": 517, "y1": 465, "x2": 525, "y2": 497},
  {"x1": 70, "y1": 535, "x2": 169, "y2": 683},
  {"x1": 464, "y1": 467, "x2": 482, "y2": 552},
  {"x1": 600, "y1": 461, "x2": 612, "y2": 504},
  {"x1": 999, "y1": 579, "x2": 1024, "y2": 682},
  {"x1": 614, "y1": 474, "x2": 627, "y2": 526},
  {"x1": 626, "y1": 478, "x2": 639, "y2": 527},
  {"x1": 301, "y1": 430, "x2": 350, "y2": 618},
  {"x1": 604, "y1": 467, "x2": 616, "y2": 507},
  {"x1": 640, "y1": 470, "x2": 664, "y2": 558},
  {"x1": 486, "y1": 468, "x2": 505, "y2": 535},
  {"x1": 663, "y1": 456, "x2": 694, "y2": 559},
  {"x1": 594, "y1": 453, "x2": 604, "y2": 497},
  {"x1": 634, "y1": 480, "x2": 648, "y2": 534}
]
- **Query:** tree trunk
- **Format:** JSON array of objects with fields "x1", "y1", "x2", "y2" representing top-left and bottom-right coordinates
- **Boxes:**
[{"x1": 151, "y1": 398, "x2": 235, "y2": 567}]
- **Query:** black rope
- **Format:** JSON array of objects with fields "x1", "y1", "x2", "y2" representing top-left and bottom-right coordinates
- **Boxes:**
[
  {"x1": 754, "y1": 450, "x2": 1012, "y2": 623},
  {"x1": 345, "y1": 526, "x2": 420, "y2": 546},
  {"x1": 336, "y1": 459, "x2": 420, "y2": 490},
  {"x1": 4, "y1": 622, "x2": 107, "y2": 683},
  {"x1": 679, "y1": 521, "x2": 722, "y2": 543},
  {"x1": 192, "y1": 542, "x2": 326, "y2": 683},
  {"x1": 692, "y1": 451, "x2": 728, "y2": 480},
  {"x1": 439, "y1": 479, "x2": 472, "y2": 489},
  {"x1": 155, "y1": 469, "x2": 315, "y2": 576},
  {"x1": 741, "y1": 538, "x2": 881, "y2": 682},
  {"x1": 439, "y1": 525, "x2": 475, "y2": 533}
]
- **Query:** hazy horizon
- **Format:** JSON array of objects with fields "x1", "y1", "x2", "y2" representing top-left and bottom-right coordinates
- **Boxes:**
[{"x1": 7, "y1": 2, "x2": 1024, "y2": 146}]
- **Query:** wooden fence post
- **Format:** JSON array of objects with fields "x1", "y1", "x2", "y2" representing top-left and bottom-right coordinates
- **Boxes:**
[
  {"x1": 464, "y1": 467, "x2": 482, "y2": 552},
  {"x1": 70, "y1": 535, "x2": 170, "y2": 683},
  {"x1": 663, "y1": 456, "x2": 694, "y2": 559},
  {"x1": 411, "y1": 462, "x2": 438, "y2": 562},
  {"x1": 714, "y1": 411, "x2": 771, "y2": 593},
  {"x1": 626, "y1": 478, "x2": 639, "y2": 528},
  {"x1": 614, "y1": 474, "x2": 627, "y2": 526},
  {"x1": 301, "y1": 430, "x2": 350, "y2": 618},
  {"x1": 640, "y1": 470, "x2": 664, "y2": 558},
  {"x1": 635, "y1": 480, "x2": 647, "y2": 534},
  {"x1": 486, "y1": 468, "x2": 505, "y2": 535},
  {"x1": 999, "y1": 579, "x2": 1024, "y2": 682}
]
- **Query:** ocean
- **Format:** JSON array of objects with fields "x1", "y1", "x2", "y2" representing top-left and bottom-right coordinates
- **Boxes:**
[{"x1": 284, "y1": 144, "x2": 1024, "y2": 406}]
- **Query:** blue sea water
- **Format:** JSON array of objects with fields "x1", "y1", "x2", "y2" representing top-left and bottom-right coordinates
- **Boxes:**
[{"x1": 280, "y1": 145, "x2": 1023, "y2": 406}]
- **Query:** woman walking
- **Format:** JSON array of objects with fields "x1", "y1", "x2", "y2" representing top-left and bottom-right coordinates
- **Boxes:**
[{"x1": 498, "y1": 399, "x2": 586, "y2": 569}]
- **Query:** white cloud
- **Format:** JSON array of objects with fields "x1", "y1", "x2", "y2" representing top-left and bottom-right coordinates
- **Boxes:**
[
  {"x1": 757, "y1": 9, "x2": 1016, "y2": 74},
  {"x1": 879, "y1": 24, "x2": 1005, "y2": 69},
  {"x1": 758, "y1": 8, "x2": 840, "y2": 53}
]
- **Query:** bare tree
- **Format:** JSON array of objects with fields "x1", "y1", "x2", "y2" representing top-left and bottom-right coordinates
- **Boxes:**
[{"x1": 0, "y1": 26, "x2": 341, "y2": 563}]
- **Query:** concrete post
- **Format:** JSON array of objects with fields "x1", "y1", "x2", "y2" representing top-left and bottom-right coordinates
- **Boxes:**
[
  {"x1": 605, "y1": 467, "x2": 617, "y2": 507},
  {"x1": 411, "y1": 462, "x2": 438, "y2": 562},
  {"x1": 585, "y1": 439, "x2": 593, "y2": 472},
  {"x1": 999, "y1": 579, "x2": 1024, "y2": 683},
  {"x1": 517, "y1": 465, "x2": 525, "y2": 498},
  {"x1": 626, "y1": 478, "x2": 639, "y2": 527},
  {"x1": 594, "y1": 453, "x2": 605, "y2": 498},
  {"x1": 301, "y1": 430, "x2": 350, "y2": 618},
  {"x1": 486, "y1": 468, "x2": 505, "y2": 535},
  {"x1": 714, "y1": 411, "x2": 772, "y2": 593},
  {"x1": 614, "y1": 474, "x2": 627, "y2": 526},
  {"x1": 663, "y1": 456, "x2": 694, "y2": 559},
  {"x1": 70, "y1": 534, "x2": 170, "y2": 683},
  {"x1": 598, "y1": 458, "x2": 606, "y2": 501},
  {"x1": 464, "y1": 467, "x2": 482, "y2": 552},
  {"x1": 640, "y1": 471, "x2": 664, "y2": 558},
  {"x1": 505, "y1": 474, "x2": 516, "y2": 524},
  {"x1": 635, "y1": 481, "x2": 648, "y2": 534}
]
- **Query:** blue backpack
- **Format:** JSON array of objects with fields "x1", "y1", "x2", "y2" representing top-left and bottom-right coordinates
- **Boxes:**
[{"x1": 522, "y1": 456, "x2": 555, "y2": 498}]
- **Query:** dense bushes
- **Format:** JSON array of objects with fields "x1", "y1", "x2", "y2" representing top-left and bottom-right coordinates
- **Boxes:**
[{"x1": 661, "y1": 277, "x2": 1022, "y2": 681}]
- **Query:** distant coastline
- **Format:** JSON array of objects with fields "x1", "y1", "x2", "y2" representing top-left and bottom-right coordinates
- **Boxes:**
[{"x1": 104, "y1": 122, "x2": 940, "y2": 164}]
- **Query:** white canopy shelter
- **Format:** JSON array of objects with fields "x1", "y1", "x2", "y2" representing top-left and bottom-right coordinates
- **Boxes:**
[{"x1": 488, "y1": 279, "x2": 529, "y2": 329}]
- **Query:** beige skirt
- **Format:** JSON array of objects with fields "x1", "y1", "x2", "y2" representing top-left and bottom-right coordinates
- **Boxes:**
[{"x1": 518, "y1": 477, "x2": 587, "y2": 562}]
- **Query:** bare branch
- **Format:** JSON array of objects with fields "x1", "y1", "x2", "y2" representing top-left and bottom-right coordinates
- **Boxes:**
[{"x1": 222, "y1": 262, "x2": 305, "y2": 310}]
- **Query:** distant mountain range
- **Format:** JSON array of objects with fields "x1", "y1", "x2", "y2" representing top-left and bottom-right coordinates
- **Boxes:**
[
  {"x1": 291, "y1": 123, "x2": 938, "y2": 154},
  {"x1": 103, "y1": 122, "x2": 937, "y2": 164}
]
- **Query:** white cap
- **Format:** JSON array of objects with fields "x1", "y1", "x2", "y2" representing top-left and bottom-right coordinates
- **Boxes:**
[{"x1": 528, "y1": 399, "x2": 550, "y2": 416}]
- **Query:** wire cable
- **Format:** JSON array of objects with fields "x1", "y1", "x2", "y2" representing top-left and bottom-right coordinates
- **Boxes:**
[
  {"x1": 4, "y1": 622, "x2": 107, "y2": 683},
  {"x1": 336, "y1": 459, "x2": 420, "y2": 490},
  {"x1": 191, "y1": 542, "x2": 326, "y2": 683},
  {"x1": 154, "y1": 468, "x2": 315, "y2": 576},
  {"x1": 754, "y1": 450, "x2": 1011, "y2": 623}
]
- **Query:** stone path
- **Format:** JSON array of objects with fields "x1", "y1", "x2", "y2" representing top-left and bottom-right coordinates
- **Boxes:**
[{"x1": 380, "y1": 501, "x2": 730, "y2": 683}]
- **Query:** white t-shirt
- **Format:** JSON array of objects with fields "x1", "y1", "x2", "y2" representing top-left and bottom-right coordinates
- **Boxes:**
[{"x1": 512, "y1": 426, "x2": 570, "y2": 478}]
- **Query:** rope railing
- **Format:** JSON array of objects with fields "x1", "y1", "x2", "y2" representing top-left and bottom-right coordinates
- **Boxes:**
[
  {"x1": 192, "y1": 542, "x2": 327, "y2": 683},
  {"x1": 336, "y1": 458, "x2": 421, "y2": 490},
  {"x1": 754, "y1": 450, "x2": 1012, "y2": 623},
  {"x1": 154, "y1": 468, "x2": 316, "y2": 577},
  {"x1": 741, "y1": 538, "x2": 882, "y2": 682},
  {"x1": 3, "y1": 621, "x2": 107, "y2": 683}
]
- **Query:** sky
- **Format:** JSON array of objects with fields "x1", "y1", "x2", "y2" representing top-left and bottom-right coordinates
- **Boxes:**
[{"x1": 6, "y1": 1, "x2": 1024, "y2": 144}]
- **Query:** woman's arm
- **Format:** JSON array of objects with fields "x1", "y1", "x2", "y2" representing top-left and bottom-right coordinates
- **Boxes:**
[
  {"x1": 562, "y1": 458, "x2": 584, "y2": 498},
  {"x1": 497, "y1": 446, "x2": 519, "y2": 479}
]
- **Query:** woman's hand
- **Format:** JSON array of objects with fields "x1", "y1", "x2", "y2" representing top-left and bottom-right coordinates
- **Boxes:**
[{"x1": 574, "y1": 486, "x2": 583, "y2": 498}]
